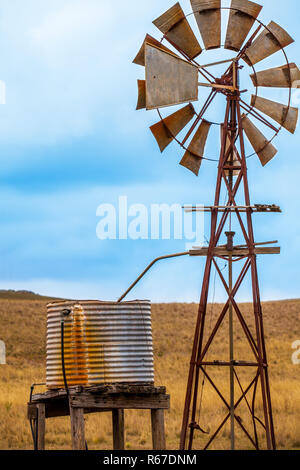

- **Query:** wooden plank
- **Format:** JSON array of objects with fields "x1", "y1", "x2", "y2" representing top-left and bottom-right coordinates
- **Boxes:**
[
  {"x1": 70, "y1": 393, "x2": 170, "y2": 410},
  {"x1": 70, "y1": 407, "x2": 86, "y2": 450},
  {"x1": 151, "y1": 409, "x2": 166, "y2": 450},
  {"x1": 37, "y1": 404, "x2": 46, "y2": 451},
  {"x1": 31, "y1": 384, "x2": 166, "y2": 402},
  {"x1": 45, "y1": 401, "x2": 69, "y2": 418},
  {"x1": 112, "y1": 409, "x2": 125, "y2": 450},
  {"x1": 28, "y1": 404, "x2": 38, "y2": 420}
]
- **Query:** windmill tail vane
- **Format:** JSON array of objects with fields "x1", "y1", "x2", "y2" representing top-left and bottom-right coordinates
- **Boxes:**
[{"x1": 132, "y1": 0, "x2": 299, "y2": 451}]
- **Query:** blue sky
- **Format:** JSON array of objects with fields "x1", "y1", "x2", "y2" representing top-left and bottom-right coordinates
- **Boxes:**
[{"x1": 0, "y1": 0, "x2": 299, "y2": 302}]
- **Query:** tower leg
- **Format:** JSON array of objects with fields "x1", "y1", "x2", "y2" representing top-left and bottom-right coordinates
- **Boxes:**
[
  {"x1": 151, "y1": 409, "x2": 166, "y2": 450},
  {"x1": 37, "y1": 403, "x2": 46, "y2": 450},
  {"x1": 112, "y1": 409, "x2": 125, "y2": 450},
  {"x1": 70, "y1": 407, "x2": 86, "y2": 450}
]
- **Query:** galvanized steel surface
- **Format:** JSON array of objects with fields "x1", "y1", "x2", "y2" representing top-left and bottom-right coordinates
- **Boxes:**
[
  {"x1": 145, "y1": 43, "x2": 198, "y2": 110},
  {"x1": 150, "y1": 103, "x2": 195, "y2": 152},
  {"x1": 180, "y1": 119, "x2": 211, "y2": 176},
  {"x1": 251, "y1": 94, "x2": 299, "y2": 134},
  {"x1": 46, "y1": 300, "x2": 154, "y2": 389},
  {"x1": 153, "y1": 2, "x2": 202, "y2": 59},
  {"x1": 241, "y1": 114, "x2": 278, "y2": 166}
]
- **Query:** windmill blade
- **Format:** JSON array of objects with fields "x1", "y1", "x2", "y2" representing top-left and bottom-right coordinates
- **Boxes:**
[
  {"x1": 150, "y1": 104, "x2": 196, "y2": 152},
  {"x1": 251, "y1": 95, "x2": 298, "y2": 134},
  {"x1": 145, "y1": 43, "x2": 198, "y2": 110},
  {"x1": 243, "y1": 21, "x2": 294, "y2": 66},
  {"x1": 225, "y1": 0, "x2": 262, "y2": 52},
  {"x1": 133, "y1": 34, "x2": 178, "y2": 66},
  {"x1": 180, "y1": 120, "x2": 211, "y2": 176},
  {"x1": 221, "y1": 125, "x2": 241, "y2": 176},
  {"x1": 136, "y1": 80, "x2": 146, "y2": 110},
  {"x1": 241, "y1": 114, "x2": 277, "y2": 166},
  {"x1": 153, "y1": 2, "x2": 202, "y2": 59},
  {"x1": 250, "y1": 63, "x2": 300, "y2": 88},
  {"x1": 190, "y1": 0, "x2": 221, "y2": 50}
]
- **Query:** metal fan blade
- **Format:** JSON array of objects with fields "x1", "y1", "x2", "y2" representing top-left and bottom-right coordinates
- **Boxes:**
[
  {"x1": 191, "y1": 0, "x2": 221, "y2": 50},
  {"x1": 180, "y1": 120, "x2": 211, "y2": 176},
  {"x1": 133, "y1": 34, "x2": 178, "y2": 66},
  {"x1": 150, "y1": 104, "x2": 196, "y2": 152},
  {"x1": 241, "y1": 114, "x2": 277, "y2": 166},
  {"x1": 221, "y1": 125, "x2": 240, "y2": 176},
  {"x1": 145, "y1": 43, "x2": 198, "y2": 110},
  {"x1": 136, "y1": 80, "x2": 146, "y2": 110},
  {"x1": 153, "y1": 2, "x2": 202, "y2": 59},
  {"x1": 243, "y1": 21, "x2": 294, "y2": 66},
  {"x1": 251, "y1": 95, "x2": 298, "y2": 134},
  {"x1": 250, "y1": 63, "x2": 300, "y2": 88},
  {"x1": 225, "y1": 0, "x2": 262, "y2": 52}
]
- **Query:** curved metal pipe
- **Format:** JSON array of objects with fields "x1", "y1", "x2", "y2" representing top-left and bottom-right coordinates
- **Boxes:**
[{"x1": 117, "y1": 251, "x2": 189, "y2": 303}]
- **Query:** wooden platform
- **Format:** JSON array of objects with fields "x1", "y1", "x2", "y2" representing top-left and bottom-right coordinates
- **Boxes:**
[{"x1": 28, "y1": 384, "x2": 170, "y2": 450}]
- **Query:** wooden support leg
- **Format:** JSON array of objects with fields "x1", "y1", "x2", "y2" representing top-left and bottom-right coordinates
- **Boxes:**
[
  {"x1": 70, "y1": 407, "x2": 86, "y2": 450},
  {"x1": 37, "y1": 404, "x2": 46, "y2": 450},
  {"x1": 151, "y1": 409, "x2": 166, "y2": 450},
  {"x1": 112, "y1": 409, "x2": 125, "y2": 450}
]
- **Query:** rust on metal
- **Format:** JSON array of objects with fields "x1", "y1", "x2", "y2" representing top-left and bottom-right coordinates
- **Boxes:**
[
  {"x1": 133, "y1": 34, "x2": 177, "y2": 67},
  {"x1": 153, "y1": 2, "x2": 202, "y2": 59},
  {"x1": 180, "y1": 120, "x2": 211, "y2": 176},
  {"x1": 145, "y1": 43, "x2": 198, "y2": 109},
  {"x1": 136, "y1": 80, "x2": 146, "y2": 110},
  {"x1": 184, "y1": 204, "x2": 281, "y2": 213},
  {"x1": 225, "y1": 0, "x2": 262, "y2": 52},
  {"x1": 189, "y1": 246, "x2": 281, "y2": 256},
  {"x1": 250, "y1": 63, "x2": 300, "y2": 88},
  {"x1": 133, "y1": 3, "x2": 299, "y2": 452},
  {"x1": 180, "y1": 70, "x2": 279, "y2": 452},
  {"x1": 251, "y1": 95, "x2": 298, "y2": 134},
  {"x1": 243, "y1": 21, "x2": 294, "y2": 66},
  {"x1": 150, "y1": 104, "x2": 195, "y2": 152},
  {"x1": 241, "y1": 114, "x2": 277, "y2": 166},
  {"x1": 46, "y1": 301, "x2": 154, "y2": 389},
  {"x1": 221, "y1": 124, "x2": 241, "y2": 176},
  {"x1": 191, "y1": 0, "x2": 221, "y2": 50}
]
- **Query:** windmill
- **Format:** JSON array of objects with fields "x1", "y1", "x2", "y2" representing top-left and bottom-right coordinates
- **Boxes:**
[{"x1": 133, "y1": 0, "x2": 299, "y2": 450}]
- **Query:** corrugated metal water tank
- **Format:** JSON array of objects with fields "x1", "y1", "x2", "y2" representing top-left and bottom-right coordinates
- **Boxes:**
[{"x1": 46, "y1": 300, "x2": 154, "y2": 389}]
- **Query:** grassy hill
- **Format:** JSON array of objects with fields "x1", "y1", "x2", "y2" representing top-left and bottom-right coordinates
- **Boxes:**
[
  {"x1": 0, "y1": 295, "x2": 299, "y2": 450},
  {"x1": 0, "y1": 289, "x2": 62, "y2": 301}
]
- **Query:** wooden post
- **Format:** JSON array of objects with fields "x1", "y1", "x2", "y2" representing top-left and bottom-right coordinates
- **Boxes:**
[
  {"x1": 37, "y1": 404, "x2": 46, "y2": 450},
  {"x1": 70, "y1": 407, "x2": 86, "y2": 450},
  {"x1": 112, "y1": 409, "x2": 125, "y2": 450},
  {"x1": 151, "y1": 409, "x2": 166, "y2": 450}
]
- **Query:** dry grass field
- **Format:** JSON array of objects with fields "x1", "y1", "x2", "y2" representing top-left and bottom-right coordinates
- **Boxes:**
[{"x1": 0, "y1": 292, "x2": 299, "y2": 450}]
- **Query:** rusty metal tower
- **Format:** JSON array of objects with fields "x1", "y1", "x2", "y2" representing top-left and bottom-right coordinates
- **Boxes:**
[{"x1": 132, "y1": 1, "x2": 299, "y2": 450}]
